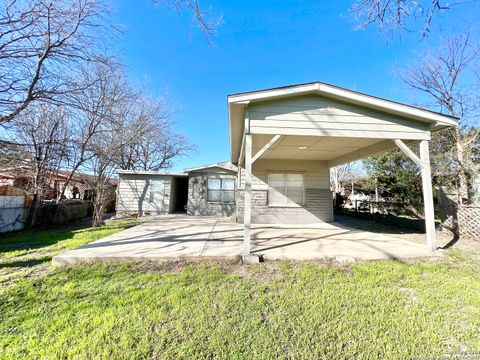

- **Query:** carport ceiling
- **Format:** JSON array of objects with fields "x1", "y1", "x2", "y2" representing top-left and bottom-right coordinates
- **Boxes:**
[{"x1": 252, "y1": 134, "x2": 383, "y2": 161}]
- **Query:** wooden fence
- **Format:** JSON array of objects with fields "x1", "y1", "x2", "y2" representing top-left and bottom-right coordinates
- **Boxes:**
[{"x1": 439, "y1": 205, "x2": 480, "y2": 240}]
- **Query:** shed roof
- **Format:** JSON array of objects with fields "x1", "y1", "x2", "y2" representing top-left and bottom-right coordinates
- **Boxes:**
[
  {"x1": 184, "y1": 161, "x2": 238, "y2": 173},
  {"x1": 115, "y1": 170, "x2": 188, "y2": 177}
]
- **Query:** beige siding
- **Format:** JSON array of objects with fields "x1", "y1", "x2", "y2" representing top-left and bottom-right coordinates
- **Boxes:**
[
  {"x1": 236, "y1": 159, "x2": 333, "y2": 224},
  {"x1": 116, "y1": 174, "x2": 172, "y2": 215},
  {"x1": 248, "y1": 95, "x2": 430, "y2": 140}
]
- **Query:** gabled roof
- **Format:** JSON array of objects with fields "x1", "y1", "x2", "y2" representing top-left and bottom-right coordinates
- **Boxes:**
[
  {"x1": 228, "y1": 81, "x2": 458, "y2": 124},
  {"x1": 115, "y1": 170, "x2": 188, "y2": 177},
  {"x1": 228, "y1": 81, "x2": 459, "y2": 163},
  {"x1": 184, "y1": 161, "x2": 238, "y2": 173}
]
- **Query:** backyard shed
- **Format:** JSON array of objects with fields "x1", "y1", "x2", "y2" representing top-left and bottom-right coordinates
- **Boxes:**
[{"x1": 116, "y1": 171, "x2": 189, "y2": 216}]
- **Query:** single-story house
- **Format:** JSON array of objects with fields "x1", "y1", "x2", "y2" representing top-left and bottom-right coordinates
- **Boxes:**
[
  {"x1": 0, "y1": 166, "x2": 116, "y2": 201},
  {"x1": 115, "y1": 82, "x2": 458, "y2": 257},
  {"x1": 116, "y1": 162, "x2": 238, "y2": 217}
]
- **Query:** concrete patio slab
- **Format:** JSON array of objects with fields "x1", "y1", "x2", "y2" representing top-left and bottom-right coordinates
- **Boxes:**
[{"x1": 52, "y1": 215, "x2": 440, "y2": 265}]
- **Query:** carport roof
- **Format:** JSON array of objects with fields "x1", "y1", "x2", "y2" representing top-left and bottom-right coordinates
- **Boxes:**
[{"x1": 228, "y1": 82, "x2": 458, "y2": 164}]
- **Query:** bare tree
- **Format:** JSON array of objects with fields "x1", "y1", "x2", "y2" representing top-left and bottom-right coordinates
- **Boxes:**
[
  {"x1": 0, "y1": 0, "x2": 113, "y2": 124},
  {"x1": 137, "y1": 127, "x2": 194, "y2": 170},
  {"x1": 81, "y1": 140, "x2": 118, "y2": 227},
  {"x1": 0, "y1": 138, "x2": 28, "y2": 168},
  {"x1": 58, "y1": 61, "x2": 131, "y2": 200},
  {"x1": 400, "y1": 29, "x2": 480, "y2": 203},
  {"x1": 115, "y1": 97, "x2": 196, "y2": 171},
  {"x1": 331, "y1": 163, "x2": 357, "y2": 194},
  {"x1": 9, "y1": 103, "x2": 69, "y2": 225},
  {"x1": 351, "y1": 0, "x2": 466, "y2": 37},
  {"x1": 80, "y1": 91, "x2": 195, "y2": 226}
]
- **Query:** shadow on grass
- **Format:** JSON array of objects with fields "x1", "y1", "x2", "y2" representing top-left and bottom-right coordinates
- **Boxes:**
[
  {"x1": 0, "y1": 220, "x2": 139, "y2": 256},
  {"x1": 334, "y1": 214, "x2": 421, "y2": 235},
  {"x1": 0, "y1": 256, "x2": 52, "y2": 269},
  {"x1": 0, "y1": 230, "x2": 77, "y2": 254}
]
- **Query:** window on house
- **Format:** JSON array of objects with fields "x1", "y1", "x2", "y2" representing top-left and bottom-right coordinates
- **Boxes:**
[
  {"x1": 267, "y1": 173, "x2": 305, "y2": 206},
  {"x1": 207, "y1": 177, "x2": 235, "y2": 203}
]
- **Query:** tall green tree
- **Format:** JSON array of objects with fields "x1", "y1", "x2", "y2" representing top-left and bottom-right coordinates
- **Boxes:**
[{"x1": 362, "y1": 149, "x2": 423, "y2": 209}]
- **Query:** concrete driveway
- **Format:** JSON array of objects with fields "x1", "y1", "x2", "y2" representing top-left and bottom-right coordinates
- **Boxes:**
[{"x1": 52, "y1": 215, "x2": 439, "y2": 265}]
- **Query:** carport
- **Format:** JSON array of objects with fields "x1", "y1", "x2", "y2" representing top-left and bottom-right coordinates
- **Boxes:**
[{"x1": 228, "y1": 82, "x2": 458, "y2": 260}]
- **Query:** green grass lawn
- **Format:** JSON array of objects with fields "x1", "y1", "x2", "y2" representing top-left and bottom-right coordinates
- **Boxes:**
[{"x1": 1, "y1": 221, "x2": 480, "y2": 359}]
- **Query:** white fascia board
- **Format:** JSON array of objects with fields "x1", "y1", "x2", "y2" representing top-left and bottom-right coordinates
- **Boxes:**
[
  {"x1": 317, "y1": 83, "x2": 458, "y2": 127},
  {"x1": 227, "y1": 82, "x2": 458, "y2": 128},
  {"x1": 183, "y1": 163, "x2": 238, "y2": 173},
  {"x1": 115, "y1": 170, "x2": 187, "y2": 176},
  {"x1": 228, "y1": 83, "x2": 319, "y2": 104}
]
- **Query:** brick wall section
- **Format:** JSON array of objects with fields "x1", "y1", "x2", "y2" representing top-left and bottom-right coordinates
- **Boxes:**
[
  {"x1": 236, "y1": 188, "x2": 333, "y2": 223},
  {"x1": 236, "y1": 159, "x2": 333, "y2": 224},
  {"x1": 440, "y1": 205, "x2": 480, "y2": 239},
  {"x1": 187, "y1": 172, "x2": 236, "y2": 217}
]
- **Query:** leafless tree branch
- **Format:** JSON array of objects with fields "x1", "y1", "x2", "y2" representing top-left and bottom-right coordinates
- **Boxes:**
[
  {"x1": 0, "y1": 0, "x2": 116, "y2": 124},
  {"x1": 399, "y1": 29, "x2": 480, "y2": 203},
  {"x1": 352, "y1": 0, "x2": 469, "y2": 38},
  {"x1": 157, "y1": 0, "x2": 222, "y2": 46}
]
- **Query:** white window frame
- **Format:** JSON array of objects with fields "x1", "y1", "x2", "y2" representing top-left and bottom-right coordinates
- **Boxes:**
[
  {"x1": 207, "y1": 177, "x2": 235, "y2": 204},
  {"x1": 267, "y1": 172, "x2": 306, "y2": 207}
]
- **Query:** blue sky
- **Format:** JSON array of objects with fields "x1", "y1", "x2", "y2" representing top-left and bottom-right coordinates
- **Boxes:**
[{"x1": 110, "y1": 0, "x2": 479, "y2": 172}]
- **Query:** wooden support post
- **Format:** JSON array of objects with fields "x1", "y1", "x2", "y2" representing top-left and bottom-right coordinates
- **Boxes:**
[
  {"x1": 393, "y1": 139, "x2": 423, "y2": 168},
  {"x1": 394, "y1": 138, "x2": 436, "y2": 251},
  {"x1": 420, "y1": 140, "x2": 437, "y2": 251},
  {"x1": 251, "y1": 135, "x2": 281, "y2": 163},
  {"x1": 243, "y1": 133, "x2": 252, "y2": 257}
]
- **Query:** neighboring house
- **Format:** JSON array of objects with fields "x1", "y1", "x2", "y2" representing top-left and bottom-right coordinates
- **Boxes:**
[
  {"x1": 0, "y1": 167, "x2": 116, "y2": 201},
  {"x1": 115, "y1": 81, "x2": 457, "y2": 252}
]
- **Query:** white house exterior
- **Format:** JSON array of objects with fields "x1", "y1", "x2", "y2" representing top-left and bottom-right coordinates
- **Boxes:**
[{"x1": 115, "y1": 81, "x2": 458, "y2": 256}]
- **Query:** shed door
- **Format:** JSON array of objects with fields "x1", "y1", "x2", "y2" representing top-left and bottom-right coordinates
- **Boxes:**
[{"x1": 149, "y1": 179, "x2": 165, "y2": 211}]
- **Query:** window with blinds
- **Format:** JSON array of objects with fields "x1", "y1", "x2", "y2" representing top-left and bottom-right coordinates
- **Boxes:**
[
  {"x1": 207, "y1": 177, "x2": 235, "y2": 203},
  {"x1": 267, "y1": 173, "x2": 305, "y2": 206}
]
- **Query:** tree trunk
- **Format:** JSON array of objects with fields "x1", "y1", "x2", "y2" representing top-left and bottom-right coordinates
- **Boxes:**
[
  {"x1": 26, "y1": 169, "x2": 43, "y2": 228},
  {"x1": 92, "y1": 184, "x2": 107, "y2": 227},
  {"x1": 455, "y1": 129, "x2": 469, "y2": 205},
  {"x1": 26, "y1": 194, "x2": 39, "y2": 228}
]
